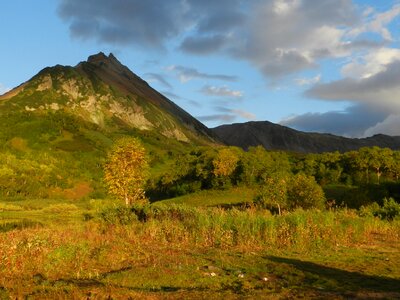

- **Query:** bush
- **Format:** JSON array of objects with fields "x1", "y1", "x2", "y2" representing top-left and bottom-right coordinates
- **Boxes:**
[
  {"x1": 99, "y1": 205, "x2": 138, "y2": 225},
  {"x1": 287, "y1": 174, "x2": 326, "y2": 210},
  {"x1": 361, "y1": 198, "x2": 400, "y2": 220},
  {"x1": 255, "y1": 174, "x2": 325, "y2": 212}
]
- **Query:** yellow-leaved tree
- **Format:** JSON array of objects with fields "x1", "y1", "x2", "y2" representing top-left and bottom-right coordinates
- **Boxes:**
[{"x1": 104, "y1": 137, "x2": 149, "y2": 206}]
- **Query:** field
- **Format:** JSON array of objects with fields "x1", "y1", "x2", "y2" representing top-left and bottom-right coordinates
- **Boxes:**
[{"x1": 1, "y1": 193, "x2": 399, "y2": 299}]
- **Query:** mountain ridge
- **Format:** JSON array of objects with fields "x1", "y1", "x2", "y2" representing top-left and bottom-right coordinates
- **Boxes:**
[
  {"x1": 212, "y1": 121, "x2": 400, "y2": 153},
  {"x1": 1, "y1": 52, "x2": 218, "y2": 145}
]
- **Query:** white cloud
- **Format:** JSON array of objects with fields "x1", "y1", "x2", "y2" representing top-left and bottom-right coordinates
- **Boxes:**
[
  {"x1": 200, "y1": 85, "x2": 243, "y2": 98},
  {"x1": 341, "y1": 48, "x2": 400, "y2": 79},
  {"x1": 290, "y1": 59, "x2": 400, "y2": 137},
  {"x1": 364, "y1": 114, "x2": 400, "y2": 137},
  {"x1": 347, "y1": 4, "x2": 400, "y2": 41},
  {"x1": 306, "y1": 60, "x2": 400, "y2": 109},
  {"x1": 295, "y1": 74, "x2": 321, "y2": 86}
]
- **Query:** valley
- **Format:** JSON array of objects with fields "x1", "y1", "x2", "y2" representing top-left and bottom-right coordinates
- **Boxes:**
[{"x1": 0, "y1": 53, "x2": 399, "y2": 299}]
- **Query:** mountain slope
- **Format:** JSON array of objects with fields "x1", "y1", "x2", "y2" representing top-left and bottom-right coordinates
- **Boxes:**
[
  {"x1": 212, "y1": 121, "x2": 400, "y2": 153},
  {"x1": 0, "y1": 52, "x2": 217, "y2": 144},
  {"x1": 0, "y1": 53, "x2": 218, "y2": 199}
]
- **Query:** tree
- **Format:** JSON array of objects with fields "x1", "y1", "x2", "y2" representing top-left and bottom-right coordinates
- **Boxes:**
[
  {"x1": 287, "y1": 174, "x2": 325, "y2": 210},
  {"x1": 104, "y1": 137, "x2": 149, "y2": 206},
  {"x1": 212, "y1": 147, "x2": 240, "y2": 188},
  {"x1": 239, "y1": 146, "x2": 273, "y2": 185},
  {"x1": 255, "y1": 174, "x2": 288, "y2": 215},
  {"x1": 391, "y1": 151, "x2": 400, "y2": 181}
]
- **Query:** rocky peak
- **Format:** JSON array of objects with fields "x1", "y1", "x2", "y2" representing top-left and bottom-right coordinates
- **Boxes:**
[{"x1": 85, "y1": 52, "x2": 123, "y2": 70}]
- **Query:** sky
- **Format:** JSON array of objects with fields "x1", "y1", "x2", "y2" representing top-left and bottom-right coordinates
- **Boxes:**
[{"x1": 1, "y1": 0, "x2": 400, "y2": 137}]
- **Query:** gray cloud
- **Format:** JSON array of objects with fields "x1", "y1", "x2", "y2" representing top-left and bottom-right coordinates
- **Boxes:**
[
  {"x1": 197, "y1": 114, "x2": 236, "y2": 122},
  {"x1": 200, "y1": 85, "x2": 243, "y2": 98},
  {"x1": 216, "y1": 106, "x2": 256, "y2": 120},
  {"x1": 144, "y1": 73, "x2": 172, "y2": 88},
  {"x1": 284, "y1": 59, "x2": 400, "y2": 137},
  {"x1": 162, "y1": 91, "x2": 201, "y2": 108},
  {"x1": 281, "y1": 105, "x2": 386, "y2": 137},
  {"x1": 58, "y1": 0, "x2": 397, "y2": 81},
  {"x1": 58, "y1": 0, "x2": 188, "y2": 48},
  {"x1": 305, "y1": 60, "x2": 400, "y2": 110},
  {"x1": 179, "y1": 34, "x2": 227, "y2": 55},
  {"x1": 197, "y1": 106, "x2": 255, "y2": 124},
  {"x1": 168, "y1": 65, "x2": 237, "y2": 83}
]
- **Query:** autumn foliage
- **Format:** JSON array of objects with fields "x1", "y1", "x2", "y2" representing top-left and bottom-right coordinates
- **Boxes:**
[{"x1": 104, "y1": 137, "x2": 149, "y2": 206}]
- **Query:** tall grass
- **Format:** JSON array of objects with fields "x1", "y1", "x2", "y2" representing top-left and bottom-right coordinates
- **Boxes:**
[
  {"x1": 0, "y1": 204, "x2": 399, "y2": 298},
  {"x1": 98, "y1": 204, "x2": 400, "y2": 251}
]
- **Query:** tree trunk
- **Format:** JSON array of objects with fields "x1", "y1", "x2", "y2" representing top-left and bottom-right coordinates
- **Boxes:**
[{"x1": 376, "y1": 168, "x2": 381, "y2": 185}]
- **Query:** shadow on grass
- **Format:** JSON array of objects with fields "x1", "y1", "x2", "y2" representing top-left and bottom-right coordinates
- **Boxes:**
[
  {"x1": 0, "y1": 219, "x2": 42, "y2": 233},
  {"x1": 267, "y1": 256, "x2": 400, "y2": 293}
]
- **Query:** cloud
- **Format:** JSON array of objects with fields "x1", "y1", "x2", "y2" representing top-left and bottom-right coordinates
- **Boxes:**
[
  {"x1": 179, "y1": 34, "x2": 228, "y2": 54},
  {"x1": 347, "y1": 4, "x2": 400, "y2": 41},
  {"x1": 58, "y1": 0, "x2": 400, "y2": 81},
  {"x1": 197, "y1": 106, "x2": 256, "y2": 124},
  {"x1": 281, "y1": 105, "x2": 386, "y2": 137},
  {"x1": 197, "y1": 114, "x2": 236, "y2": 123},
  {"x1": 295, "y1": 74, "x2": 321, "y2": 86},
  {"x1": 58, "y1": 0, "x2": 243, "y2": 50},
  {"x1": 364, "y1": 115, "x2": 400, "y2": 137},
  {"x1": 161, "y1": 91, "x2": 201, "y2": 107},
  {"x1": 200, "y1": 85, "x2": 243, "y2": 98},
  {"x1": 341, "y1": 48, "x2": 400, "y2": 79},
  {"x1": 58, "y1": 0, "x2": 188, "y2": 49},
  {"x1": 305, "y1": 60, "x2": 400, "y2": 109},
  {"x1": 144, "y1": 73, "x2": 172, "y2": 88},
  {"x1": 286, "y1": 58, "x2": 400, "y2": 137},
  {"x1": 167, "y1": 65, "x2": 237, "y2": 83},
  {"x1": 216, "y1": 106, "x2": 256, "y2": 120},
  {"x1": 0, "y1": 83, "x2": 10, "y2": 95}
]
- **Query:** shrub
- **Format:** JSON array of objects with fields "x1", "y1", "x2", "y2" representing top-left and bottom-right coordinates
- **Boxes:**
[
  {"x1": 361, "y1": 198, "x2": 400, "y2": 220},
  {"x1": 287, "y1": 174, "x2": 326, "y2": 210},
  {"x1": 99, "y1": 205, "x2": 138, "y2": 225}
]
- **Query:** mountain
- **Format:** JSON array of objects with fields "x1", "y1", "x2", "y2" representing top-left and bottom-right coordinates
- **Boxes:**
[
  {"x1": 0, "y1": 52, "x2": 217, "y2": 144},
  {"x1": 212, "y1": 121, "x2": 400, "y2": 153},
  {"x1": 0, "y1": 52, "x2": 218, "y2": 199}
]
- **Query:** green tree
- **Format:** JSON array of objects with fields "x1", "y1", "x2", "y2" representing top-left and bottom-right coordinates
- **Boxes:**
[
  {"x1": 104, "y1": 137, "x2": 149, "y2": 206},
  {"x1": 391, "y1": 151, "x2": 400, "y2": 181},
  {"x1": 368, "y1": 147, "x2": 393, "y2": 184},
  {"x1": 239, "y1": 146, "x2": 273, "y2": 185},
  {"x1": 255, "y1": 174, "x2": 288, "y2": 214},
  {"x1": 287, "y1": 174, "x2": 325, "y2": 210}
]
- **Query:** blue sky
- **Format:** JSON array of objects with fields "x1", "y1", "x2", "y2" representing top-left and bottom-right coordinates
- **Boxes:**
[{"x1": 1, "y1": 0, "x2": 400, "y2": 137}]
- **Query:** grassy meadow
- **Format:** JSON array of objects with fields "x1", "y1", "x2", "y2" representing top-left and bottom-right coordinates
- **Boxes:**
[{"x1": 1, "y1": 192, "x2": 399, "y2": 299}]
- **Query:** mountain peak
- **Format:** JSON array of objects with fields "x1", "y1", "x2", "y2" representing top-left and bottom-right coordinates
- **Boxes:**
[{"x1": 86, "y1": 52, "x2": 120, "y2": 66}]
